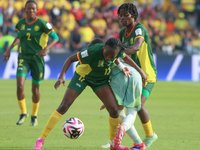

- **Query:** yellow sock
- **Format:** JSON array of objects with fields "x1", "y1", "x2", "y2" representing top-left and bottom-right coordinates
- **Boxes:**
[
  {"x1": 109, "y1": 116, "x2": 119, "y2": 141},
  {"x1": 32, "y1": 102, "x2": 39, "y2": 116},
  {"x1": 142, "y1": 120, "x2": 153, "y2": 136},
  {"x1": 18, "y1": 98, "x2": 27, "y2": 114},
  {"x1": 40, "y1": 110, "x2": 62, "y2": 140}
]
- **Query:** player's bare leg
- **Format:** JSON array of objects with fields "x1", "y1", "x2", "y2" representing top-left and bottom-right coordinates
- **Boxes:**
[
  {"x1": 138, "y1": 95, "x2": 158, "y2": 148},
  {"x1": 16, "y1": 76, "x2": 29, "y2": 125},
  {"x1": 31, "y1": 83, "x2": 40, "y2": 126}
]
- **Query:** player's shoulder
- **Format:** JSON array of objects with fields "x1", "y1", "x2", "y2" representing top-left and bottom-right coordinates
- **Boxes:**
[
  {"x1": 87, "y1": 43, "x2": 104, "y2": 54},
  {"x1": 37, "y1": 17, "x2": 47, "y2": 24},
  {"x1": 18, "y1": 18, "x2": 26, "y2": 23},
  {"x1": 135, "y1": 23, "x2": 147, "y2": 30},
  {"x1": 120, "y1": 27, "x2": 126, "y2": 33}
]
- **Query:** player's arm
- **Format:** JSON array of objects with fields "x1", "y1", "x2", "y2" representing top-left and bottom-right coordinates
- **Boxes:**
[
  {"x1": 122, "y1": 54, "x2": 147, "y2": 86},
  {"x1": 54, "y1": 54, "x2": 78, "y2": 89},
  {"x1": 3, "y1": 37, "x2": 20, "y2": 63},
  {"x1": 114, "y1": 58, "x2": 132, "y2": 77},
  {"x1": 36, "y1": 31, "x2": 59, "y2": 57},
  {"x1": 125, "y1": 37, "x2": 144, "y2": 55}
]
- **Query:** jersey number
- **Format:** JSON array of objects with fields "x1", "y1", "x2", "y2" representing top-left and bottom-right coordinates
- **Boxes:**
[
  {"x1": 104, "y1": 68, "x2": 111, "y2": 75},
  {"x1": 26, "y1": 33, "x2": 31, "y2": 41},
  {"x1": 19, "y1": 59, "x2": 24, "y2": 66}
]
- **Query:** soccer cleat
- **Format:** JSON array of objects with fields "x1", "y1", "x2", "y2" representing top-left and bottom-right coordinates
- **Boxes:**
[
  {"x1": 110, "y1": 144, "x2": 129, "y2": 150},
  {"x1": 34, "y1": 138, "x2": 44, "y2": 150},
  {"x1": 31, "y1": 115, "x2": 38, "y2": 126},
  {"x1": 99, "y1": 139, "x2": 111, "y2": 148},
  {"x1": 143, "y1": 133, "x2": 158, "y2": 148},
  {"x1": 111, "y1": 125, "x2": 126, "y2": 149},
  {"x1": 129, "y1": 142, "x2": 146, "y2": 150},
  {"x1": 16, "y1": 113, "x2": 29, "y2": 125}
]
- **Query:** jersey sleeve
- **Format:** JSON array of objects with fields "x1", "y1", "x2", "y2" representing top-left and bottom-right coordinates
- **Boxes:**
[
  {"x1": 77, "y1": 49, "x2": 91, "y2": 64},
  {"x1": 134, "y1": 25, "x2": 145, "y2": 40},
  {"x1": 15, "y1": 22, "x2": 20, "y2": 33},
  {"x1": 41, "y1": 20, "x2": 54, "y2": 34}
]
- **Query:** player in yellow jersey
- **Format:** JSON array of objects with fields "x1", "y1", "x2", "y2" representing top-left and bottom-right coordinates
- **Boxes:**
[{"x1": 3, "y1": 0, "x2": 59, "y2": 126}]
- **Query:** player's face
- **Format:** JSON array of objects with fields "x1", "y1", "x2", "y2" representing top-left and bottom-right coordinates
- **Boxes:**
[
  {"x1": 118, "y1": 9, "x2": 134, "y2": 26},
  {"x1": 25, "y1": 2, "x2": 37, "y2": 20},
  {"x1": 103, "y1": 47, "x2": 119, "y2": 62}
]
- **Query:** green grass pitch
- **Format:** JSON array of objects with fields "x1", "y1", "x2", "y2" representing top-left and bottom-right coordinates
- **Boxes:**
[{"x1": 0, "y1": 79, "x2": 199, "y2": 150}]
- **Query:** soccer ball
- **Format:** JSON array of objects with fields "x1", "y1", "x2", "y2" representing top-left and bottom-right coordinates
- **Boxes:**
[{"x1": 62, "y1": 117, "x2": 84, "y2": 139}]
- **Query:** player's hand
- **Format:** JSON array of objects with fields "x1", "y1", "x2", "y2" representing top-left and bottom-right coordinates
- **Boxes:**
[
  {"x1": 142, "y1": 74, "x2": 147, "y2": 87},
  {"x1": 100, "y1": 104, "x2": 106, "y2": 110},
  {"x1": 36, "y1": 48, "x2": 48, "y2": 57},
  {"x1": 3, "y1": 51, "x2": 10, "y2": 63},
  {"x1": 122, "y1": 67, "x2": 132, "y2": 77},
  {"x1": 54, "y1": 79, "x2": 65, "y2": 90}
]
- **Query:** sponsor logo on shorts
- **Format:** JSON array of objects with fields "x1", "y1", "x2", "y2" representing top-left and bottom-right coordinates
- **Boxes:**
[
  {"x1": 76, "y1": 83, "x2": 81, "y2": 87},
  {"x1": 40, "y1": 73, "x2": 43, "y2": 78}
]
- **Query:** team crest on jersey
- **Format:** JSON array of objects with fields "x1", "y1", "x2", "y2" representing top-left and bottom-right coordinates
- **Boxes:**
[
  {"x1": 34, "y1": 25, "x2": 40, "y2": 31},
  {"x1": 21, "y1": 24, "x2": 25, "y2": 30},
  {"x1": 98, "y1": 60, "x2": 104, "y2": 67}
]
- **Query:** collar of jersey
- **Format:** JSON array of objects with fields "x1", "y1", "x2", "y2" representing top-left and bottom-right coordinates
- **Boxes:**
[
  {"x1": 125, "y1": 22, "x2": 136, "y2": 38},
  {"x1": 26, "y1": 16, "x2": 38, "y2": 25}
]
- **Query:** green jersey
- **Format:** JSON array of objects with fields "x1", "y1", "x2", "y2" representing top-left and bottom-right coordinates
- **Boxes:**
[
  {"x1": 76, "y1": 43, "x2": 125, "y2": 82},
  {"x1": 120, "y1": 22, "x2": 157, "y2": 83},
  {"x1": 15, "y1": 17, "x2": 53, "y2": 54}
]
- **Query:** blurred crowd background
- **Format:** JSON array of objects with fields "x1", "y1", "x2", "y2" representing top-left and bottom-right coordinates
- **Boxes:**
[{"x1": 0, "y1": 0, "x2": 200, "y2": 55}]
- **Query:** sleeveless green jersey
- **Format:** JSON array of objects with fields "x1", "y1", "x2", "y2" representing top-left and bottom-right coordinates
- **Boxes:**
[
  {"x1": 120, "y1": 22, "x2": 157, "y2": 83},
  {"x1": 76, "y1": 43, "x2": 125, "y2": 81},
  {"x1": 15, "y1": 17, "x2": 53, "y2": 54}
]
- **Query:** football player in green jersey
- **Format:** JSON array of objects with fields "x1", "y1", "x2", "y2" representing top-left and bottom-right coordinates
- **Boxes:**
[
  {"x1": 3, "y1": 0, "x2": 59, "y2": 126},
  {"x1": 33, "y1": 37, "x2": 146, "y2": 150},
  {"x1": 118, "y1": 3, "x2": 158, "y2": 149},
  {"x1": 100, "y1": 3, "x2": 158, "y2": 149}
]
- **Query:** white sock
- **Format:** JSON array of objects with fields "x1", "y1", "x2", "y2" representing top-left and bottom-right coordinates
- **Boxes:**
[{"x1": 123, "y1": 107, "x2": 143, "y2": 145}]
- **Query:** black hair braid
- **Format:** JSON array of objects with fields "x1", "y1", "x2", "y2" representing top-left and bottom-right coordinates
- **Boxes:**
[
  {"x1": 105, "y1": 38, "x2": 126, "y2": 52},
  {"x1": 25, "y1": 0, "x2": 37, "y2": 7},
  {"x1": 117, "y1": 3, "x2": 138, "y2": 21}
]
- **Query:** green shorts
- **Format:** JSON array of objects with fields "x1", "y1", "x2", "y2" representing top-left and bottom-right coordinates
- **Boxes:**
[
  {"x1": 17, "y1": 53, "x2": 44, "y2": 84},
  {"x1": 142, "y1": 82, "x2": 155, "y2": 99},
  {"x1": 68, "y1": 72, "x2": 109, "y2": 94}
]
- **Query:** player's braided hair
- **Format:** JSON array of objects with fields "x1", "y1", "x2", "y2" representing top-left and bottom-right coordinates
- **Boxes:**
[
  {"x1": 117, "y1": 3, "x2": 138, "y2": 21},
  {"x1": 87, "y1": 38, "x2": 103, "y2": 48},
  {"x1": 25, "y1": 0, "x2": 37, "y2": 7},
  {"x1": 105, "y1": 38, "x2": 126, "y2": 52}
]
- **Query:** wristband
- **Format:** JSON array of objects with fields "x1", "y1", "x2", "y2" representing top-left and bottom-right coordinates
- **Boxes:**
[{"x1": 117, "y1": 62, "x2": 125, "y2": 71}]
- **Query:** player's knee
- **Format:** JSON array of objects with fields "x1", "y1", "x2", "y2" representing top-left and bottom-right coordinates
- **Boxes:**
[
  {"x1": 108, "y1": 107, "x2": 118, "y2": 118},
  {"x1": 17, "y1": 83, "x2": 24, "y2": 93},
  {"x1": 57, "y1": 100, "x2": 71, "y2": 115},
  {"x1": 32, "y1": 87, "x2": 39, "y2": 96}
]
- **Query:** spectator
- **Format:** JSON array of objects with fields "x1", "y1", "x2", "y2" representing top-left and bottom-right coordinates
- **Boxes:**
[
  {"x1": 69, "y1": 24, "x2": 83, "y2": 52},
  {"x1": 174, "y1": 12, "x2": 190, "y2": 31},
  {"x1": 164, "y1": 5, "x2": 176, "y2": 22},
  {"x1": 140, "y1": 4, "x2": 156, "y2": 20}
]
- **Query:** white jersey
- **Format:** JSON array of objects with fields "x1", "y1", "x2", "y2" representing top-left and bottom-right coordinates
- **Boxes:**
[{"x1": 110, "y1": 61, "x2": 142, "y2": 108}]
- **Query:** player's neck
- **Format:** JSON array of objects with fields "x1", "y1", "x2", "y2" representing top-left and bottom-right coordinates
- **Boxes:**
[{"x1": 27, "y1": 16, "x2": 37, "y2": 22}]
